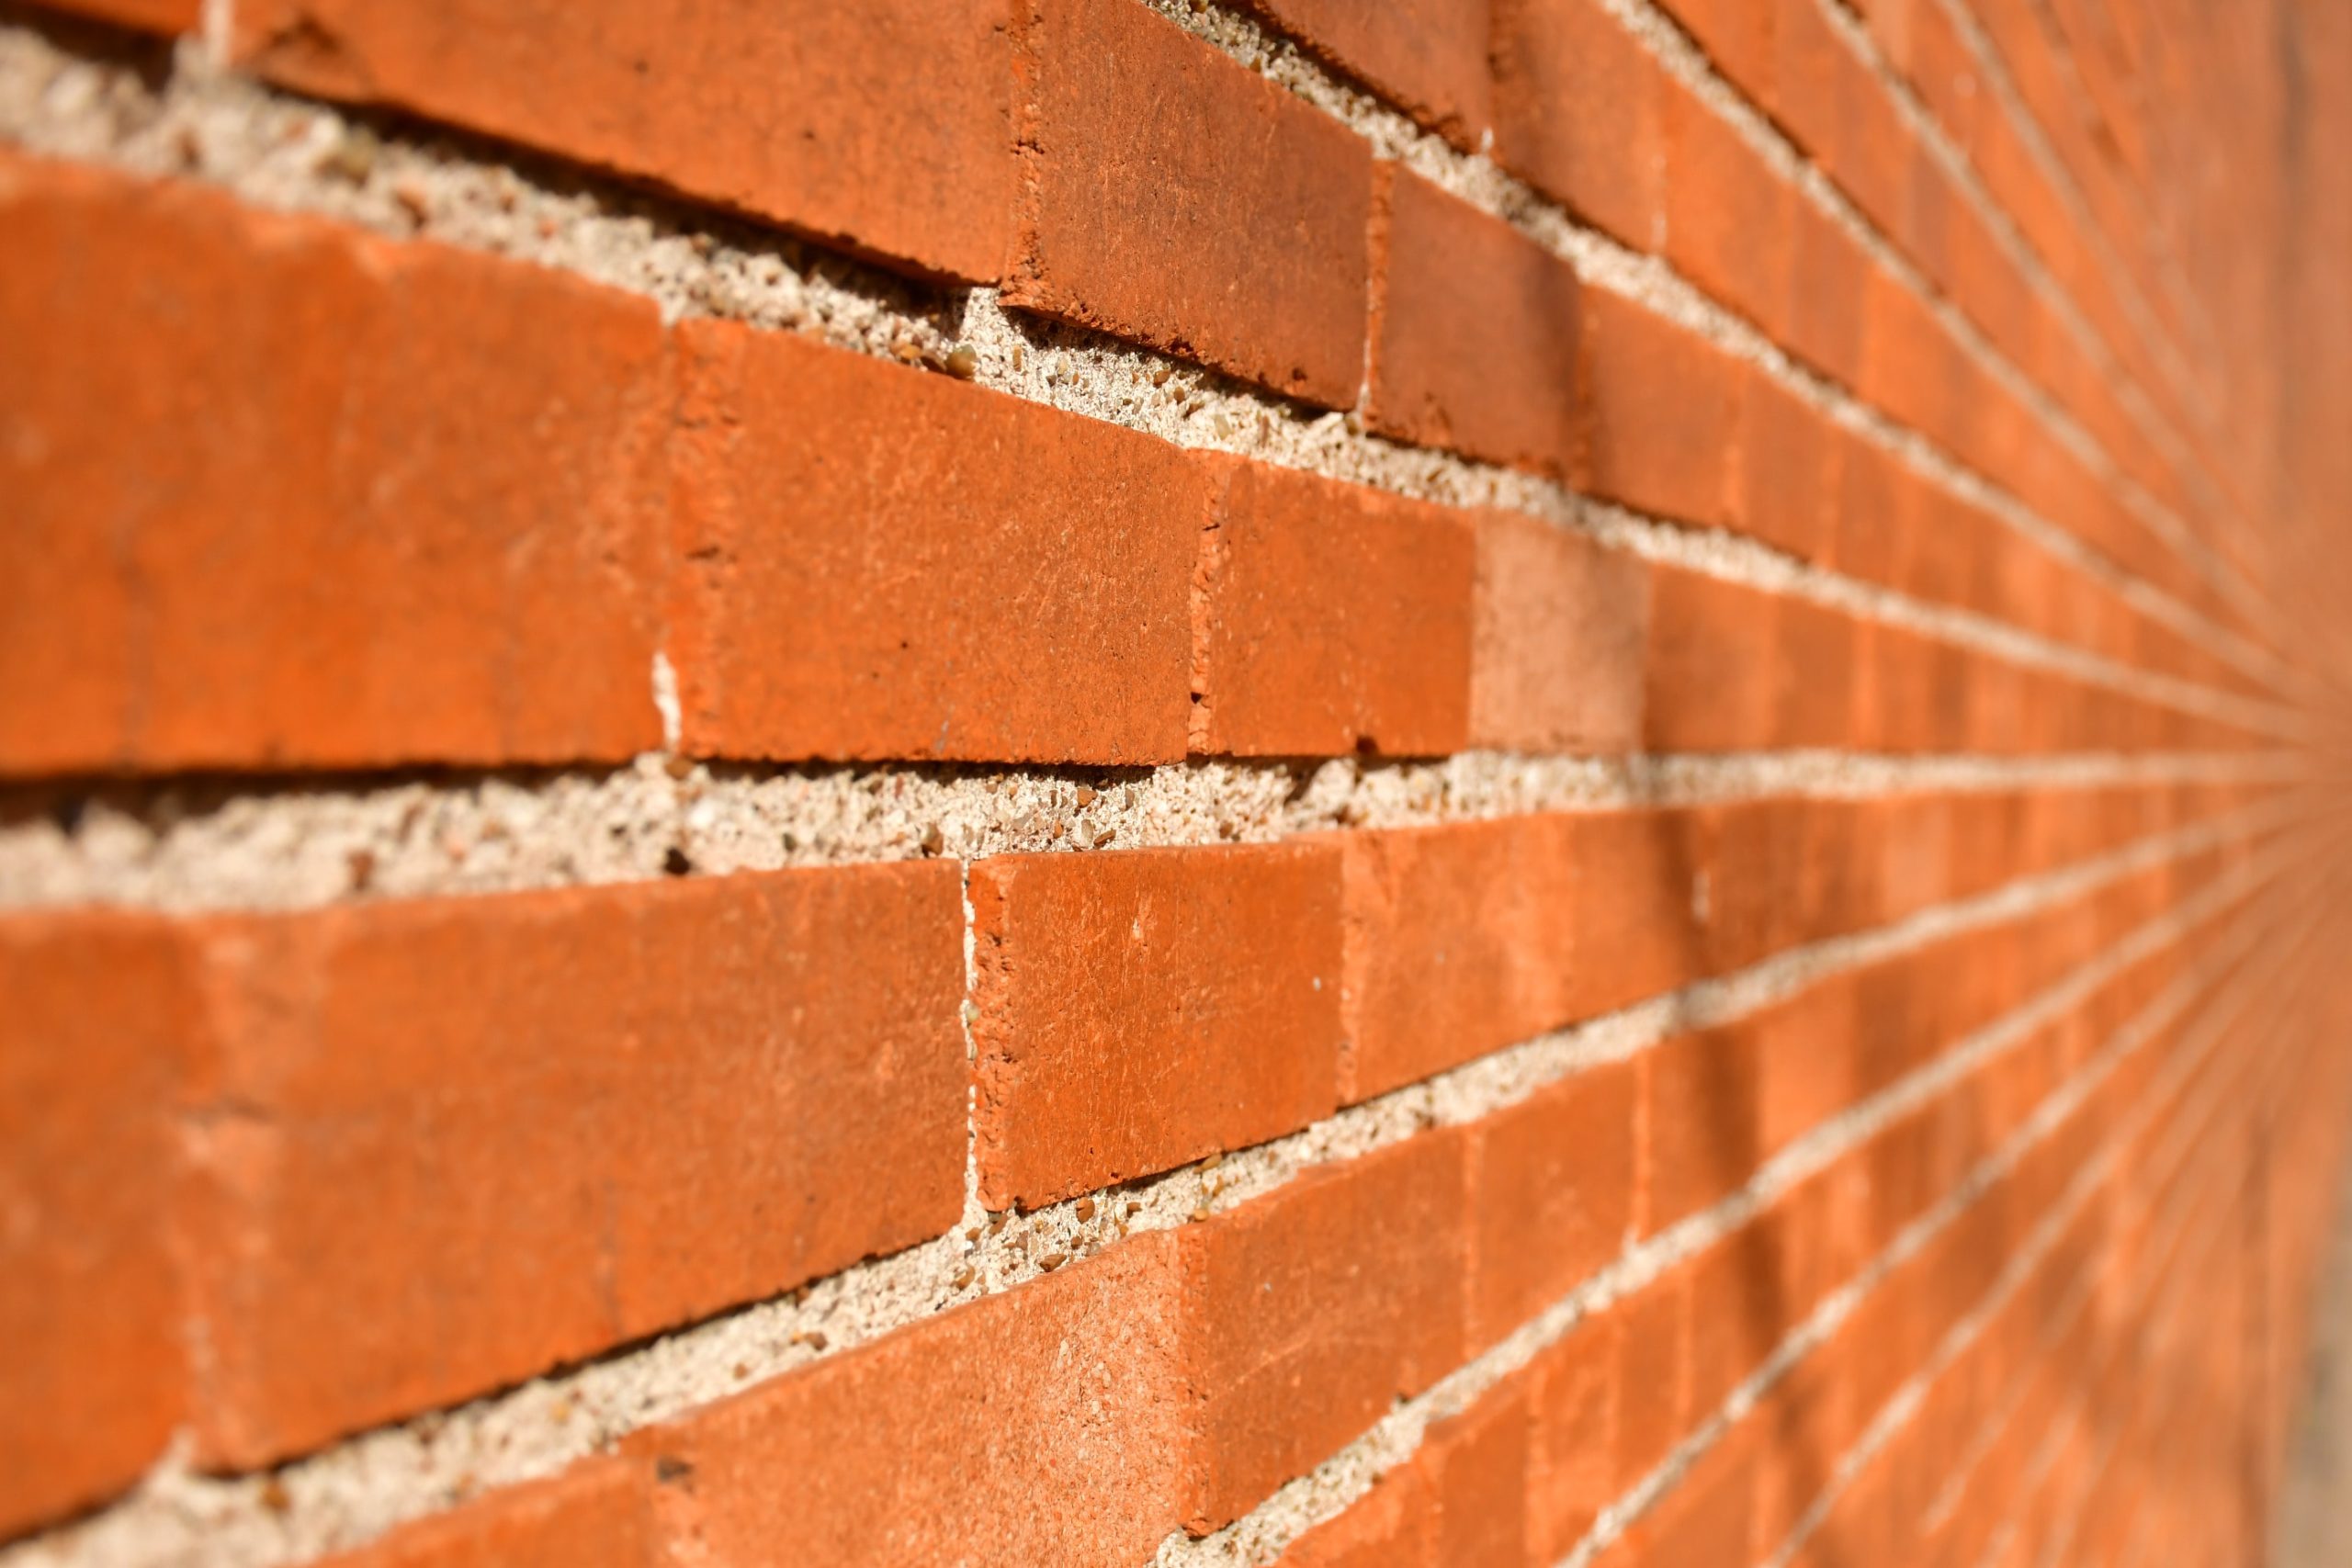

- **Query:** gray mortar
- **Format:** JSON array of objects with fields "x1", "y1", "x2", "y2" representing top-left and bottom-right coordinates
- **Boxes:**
[
  {"x1": 0, "y1": 750, "x2": 2309, "y2": 913},
  {"x1": 0, "y1": 18, "x2": 2299, "y2": 708},
  {"x1": 0, "y1": 807, "x2": 2301, "y2": 1568}
]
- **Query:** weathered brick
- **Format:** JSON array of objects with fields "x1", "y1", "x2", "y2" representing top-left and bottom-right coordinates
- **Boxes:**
[
  {"x1": 320, "y1": 1460, "x2": 651, "y2": 1568},
  {"x1": 970, "y1": 843, "x2": 1343, "y2": 1209},
  {"x1": 1493, "y1": 0, "x2": 1668, "y2": 248},
  {"x1": 1369, "y1": 165, "x2": 1586, "y2": 479},
  {"x1": 235, "y1": 0, "x2": 1012, "y2": 281},
  {"x1": 1469, "y1": 1063, "x2": 1639, "y2": 1347},
  {"x1": 1008, "y1": 0, "x2": 1371, "y2": 406},
  {"x1": 1470, "y1": 513, "x2": 1651, "y2": 753},
  {"x1": 0, "y1": 152, "x2": 667, "y2": 775},
  {"x1": 1579, "y1": 289, "x2": 1740, "y2": 526},
  {"x1": 668, "y1": 321, "x2": 1200, "y2": 765},
  {"x1": 634, "y1": 1235, "x2": 1191, "y2": 1568},
  {"x1": 1193, "y1": 459, "x2": 1476, "y2": 758},
  {"x1": 1239, "y1": 0, "x2": 1492, "y2": 147},
  {"x1": 1180, "y1": 1134, "x2": 1469, "y2": 1531},
  {"x1": 1273, "y1": 1469, "x2": 1432, "y2": 1566},
  {"x1": 187, "y1": 865, "x2": 967, "y2": 1467},
  {"x1": 0, "y1": 913, "x2": 195, "y2": 1537}
]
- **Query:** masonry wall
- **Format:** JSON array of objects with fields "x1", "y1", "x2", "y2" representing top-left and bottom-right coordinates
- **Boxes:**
[{"x1": 4, "y1": 1, "x2": 2351, "y2": 1565}]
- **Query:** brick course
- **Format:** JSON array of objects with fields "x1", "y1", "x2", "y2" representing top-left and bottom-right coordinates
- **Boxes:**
[{"x1": 1, "y1": 1, "x2": 2346, "y2": 1564}]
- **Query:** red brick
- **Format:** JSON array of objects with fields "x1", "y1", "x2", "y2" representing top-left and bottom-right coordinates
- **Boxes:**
[
  {"x1": 1646, "y1": 569, "x2": 1865, "y2": 753},
  {"x1": 1340, "y1": 817, "x2": 1573, "y2": 1099},
  {"x1": 970, "y1": 843, "x2": 1343, "y2": 1209},
  {"x1": 235, "y1": 0, "x2": 1010, "y2": 281},
  {"x1": 1470, "y1": 513, "x2": 1652, "y2": 752},
  {"x1": 636, "y1": 1235, "x2": 1191, "y2": 1568},
  {"x1": 1579, "y1": 289, "x2": 1740, "y2": 526},
  {"x1": 1180, "y1": 1134, "x2": 1469, "y2": 1530},
  {"x1": 1470, "y1": 1063, "x2": 1639, "y2": 1347},
  {"x1": 1782, "y1": 198, "x2": 1873, "y2": 385},
  {"x1": 1613, "y1": 1266, "x2": 1695, "y2": 1488},
  {"x1": 1493, "y1": 0, "x2": 1669, "y2": 248},
  {"x1": 1274, "y1": 1470, "x2": 1434, "y2": 1567},
  {"x1": 1664, "y1": 77, "x2": 1794, "y2": 332},
  {"x1": 1641, "y1": 1025, "x2": 1764, "y2": 1233},
  {"x1": 667, "y1": 321, "x2": 1199, "y2": 765},
  {"x1": 0, "y1": 152, "x2": 666, "y2": 776},
  {"x1": 1658, "y1": 0, "x2": 1776, "y2": 104},
  {"x1": 1008, "y1": 0, "x2": 1371, "y2": 407},
  {"x1": 1526, "y1": 1314, "x2": 1621, "y2": 1557},
  {"x1": 1728, "y1": 367, "x2": 1845, "y2": 561},
  {"x1": 187, "y1": 864, "x2": 967, "y2": 1467},
  {"x1": 1419, "y1": 1386, "x2": 1534, "y2": 1565},
  {"x1": 1193, "y1": 459, "x2": 1475, "y2": 757},
  {"x1": 321, "y1": 1460, "x2": 650, "y2": 1568},
  {"x1": 1240, "y1": 0, "x2": 1492, "y2": 147},
  {"x1": 1369, "y1": 166, "x2": 1585, "y2": 478},
  {"x1": 0, "y1": 914, "x2": 195, "y2": 1537},
  {"x1": 1621, "y1": 1418, "x2": 1756, "y2": 1567}
]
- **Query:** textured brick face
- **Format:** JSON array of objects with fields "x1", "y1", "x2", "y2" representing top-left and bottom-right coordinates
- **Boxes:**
[
  {"x1": 187, "y1": 866, "x2": 967, "y2": 1466},
  {"x1": 6, "y1": 0, "x2": 2351, "y2": 1562}
]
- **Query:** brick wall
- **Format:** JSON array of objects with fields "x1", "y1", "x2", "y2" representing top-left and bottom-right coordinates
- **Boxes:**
[{"x1": 4, "y1": 0, "x2": 2349, "y2": 1564}]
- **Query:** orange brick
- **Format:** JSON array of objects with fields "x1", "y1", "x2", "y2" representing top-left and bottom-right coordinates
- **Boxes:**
[
  {"x1": 1613, "y1": 1267, "x2": 1695, "y2": 1489},
  {"x1": 1658, "y1": 0, "x2": 1776, "y2": 104},
  {"x1": 969, "y1": 843, "x2": 1344, "y2": 1209},
  {"x1": 235, "y1": 0, "x2": 1012, "y2": 281},
  {"x1": 1641, "y1": 1025, "x2": 1764, "y2": 1233},
  {"x1": 1470, "y1": 1063, "x2": 1639, "y2": 1347},
  {"x1": 1180, "y1": 1134, "x2": 1469, "y2": 1530},
  {"x1": 1240, "y1": 0, "x2": 1491, "y2": 147},
  {"x1": 1664, "y1": 77, "x2": 1794, "y2": 332},
  {"x1": 1728, "y1": 367, "x2": 1846, "y2": 561},
  {"x1": 1008, "y1": 0, "x2": 1371, "y2": 407},
  {"x1": 1493, "y1": 0, "x2": 1669, "y2": 248},
  {"x1": 0, "y1": 914, "x2": 195, "y2": 1538},
  {"x1": 1579, "y1": 290, "x2": 1740, "y2": 526},
  {"x1": 1526, "y1": 1314, "x2": 1621, "y2": 1557},
  {"x1": 667, "y1": 321, "x2": 1200, "y2": 765},
  {"x1": 1419, "y1": 1385, "x2": 1534, "y2": 1565},
  {"x1": 0, "y1": 152, "x2": 667, "y2": 775},
  {"x1": 1193, "y1": 459, "x2": 1475, "y2": 757},
  {"x1": 1470, "y1": 513, "x2": 1651, "y2": 753},
  {"x1": 1782, "y1": 197, "x2": 1873, "y2": 385},
  {"x1": 1340, "y1": 817, "x2": 1574, "y2": 1099},
  {"x1": 634, "y1": 1235, "x2": 1191, "y2": 1568},
  {"x1": 321, "y1": 1460, "x2": 650, "y2": 1568},
  {"x1": 1274, "y1": 1469, "x2": 1434, "y2": 1567},
  {"x1": 187, "y1": 865, "x2": 967, "y2": 1467},
  {"x1": 1370, "y1": 166, "x2": 1586, "y2": 479},
  {"x1": 1620, "y1": 1416, "x2": 1756, "y2": 1568},
  {"x1": 1643, "y1": 565, "x2": 1783, "y2": 751}
]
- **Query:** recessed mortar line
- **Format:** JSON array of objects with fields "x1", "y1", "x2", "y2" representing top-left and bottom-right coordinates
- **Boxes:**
[
  {"x1": 1581, "y1": 0, "x2": 2283, "y2": 637},
  {"x1": 1554, "y1": 859, "x2": 2302, "y2": 1568},
  {"x1": 1806, "y1": 0, "x2": 2215, "y2": 460},
  {"x1": 0, "y1": 747, "x2": 2312, "y2": 916},
  {"x1": 0, "y1": 17, "x2": 2297, "y2": 705},
  {"x1": 1128, "y1": 0, "x2": 2300, "y2": 699},
  {"x1": 1929, "y1": 0, "x2": 2229, "y2": 400},
  {"x1": 1136, "y1": 0, "x2": 2288, "y2": 654},
  {"x1": 1154, "y1": 847, "x2": 2302, "y2": 1568},
  {"x1": 0, "y1": 805, "x2": 2300, "y2": 1568},
  {"x1": 1760, "y1": 906, "x2": 2324, "y2": 1568}
]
